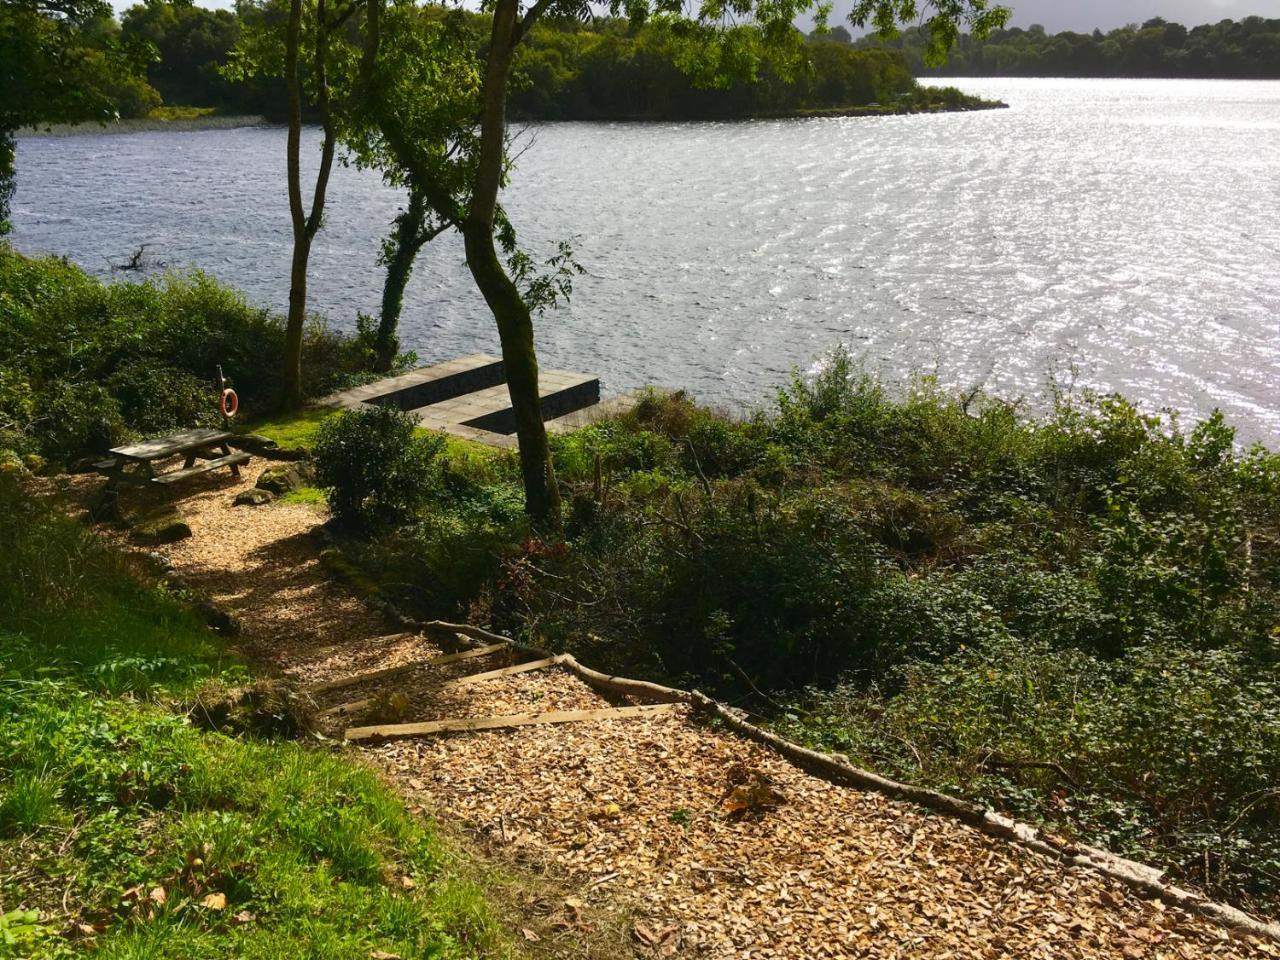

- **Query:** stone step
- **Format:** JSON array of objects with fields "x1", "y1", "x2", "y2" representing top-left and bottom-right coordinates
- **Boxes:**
[{"x1": 410, "y1": 371, "x2": 600, "y2": 441}]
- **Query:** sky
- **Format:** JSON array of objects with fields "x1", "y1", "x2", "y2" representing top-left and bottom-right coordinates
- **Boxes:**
[{"x1": 108, "y1": 0, "x2": 1280, "y2": 32}]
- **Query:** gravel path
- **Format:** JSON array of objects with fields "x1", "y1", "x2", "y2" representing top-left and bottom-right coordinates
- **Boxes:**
[{"x1": 115, "y1": 463, "x2": 1279, "y2": 960}]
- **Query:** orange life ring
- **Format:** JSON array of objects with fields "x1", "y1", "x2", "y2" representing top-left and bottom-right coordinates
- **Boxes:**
[{"x1": 219, "y1": 387, "x2": 239, "y2": 419}]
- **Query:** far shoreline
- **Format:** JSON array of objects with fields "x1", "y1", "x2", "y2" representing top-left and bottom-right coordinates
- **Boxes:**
[
  {"x1": 20, "y1": 115, "x2": 269, "y2": 138},
  {"x1": 21, "y1": 93, "x2": 1005, "y2": 139}
]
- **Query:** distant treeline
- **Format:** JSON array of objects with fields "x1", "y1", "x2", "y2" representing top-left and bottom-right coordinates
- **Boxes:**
[
  {"x1": 854, "y1": 17, "x2": 1280, "y2": 79},
  {"x1": 509, "y1": 20, "x2": 944, "y2": 120},
  {"x1": 99, "y1": 2, "x2": 982, "y2": 122}
]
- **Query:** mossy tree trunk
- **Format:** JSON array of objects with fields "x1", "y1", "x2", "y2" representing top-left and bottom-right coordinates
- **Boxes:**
[
  {"x1": 461, "y1": 0, "x2": 560, "y2": 521},
  {"x1": 374, "y1": 185, "x2": 447, "y2": 373},
  {"x1": 374, "y1": 189, "x2": 424, "y2": 370},
  {"x1": 0, "y1": 129, "x2": 15, "y2": 235}
]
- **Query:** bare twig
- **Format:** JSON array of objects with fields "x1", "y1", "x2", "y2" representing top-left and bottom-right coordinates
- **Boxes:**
[{"x1": 979, "y1": 752, "x2": 1082, "y2": 791}]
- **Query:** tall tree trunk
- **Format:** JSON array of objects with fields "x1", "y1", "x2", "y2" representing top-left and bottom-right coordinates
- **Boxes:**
[
  {"x1": 374, "y1": 187, "x2": 427, "y2": 372},
  {"x1": 282, "y1": 0, "x2": 338, "y2": 410},
  {"x1": 463, "y1": 0, "x2": 559, "y2": 521},
  {"x1": 0, "y1": 129, "x2": 16, "y2": 235}
]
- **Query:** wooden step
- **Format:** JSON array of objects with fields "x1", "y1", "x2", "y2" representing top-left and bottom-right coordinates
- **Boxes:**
[
  {"x1": 444, "y1": 655, "x2": 563, "y2": 689},
  {"x1": 316, "y1": 656, "x2": 565, "y2": 720},
  {"x1": 298, "y1": 631, "x2": 419, "y2": 664},
  {"x1": 345, "y1": 703, "x2": 677, "y2": 742},
  {"x1": 151, "y1": 452, "x2": 250, "y2": 485},
  {"x1": 309, "y1": 642, "x2": 508, "y2": 694}
]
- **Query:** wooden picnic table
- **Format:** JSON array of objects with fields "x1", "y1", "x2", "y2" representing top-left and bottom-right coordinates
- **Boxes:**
[{"x1": 98, "y1": 427, "x2": 250, "y2": 492}]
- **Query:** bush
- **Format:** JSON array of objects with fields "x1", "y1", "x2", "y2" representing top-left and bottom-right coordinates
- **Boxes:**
[
  {"x1": 343, "y1": 350, "x2": 1280, "y2": 913},
  {"x1": 314, "y1": 405, "x2": 445, "y2": 530},
  {"x1": 0, "y1": 245, "x2": 371, "y2": 463}
]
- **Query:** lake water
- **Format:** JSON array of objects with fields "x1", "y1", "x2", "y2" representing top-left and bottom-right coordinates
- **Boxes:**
[{"x1": 12, "y1": 78, "x2": 1280, "y2": 443}]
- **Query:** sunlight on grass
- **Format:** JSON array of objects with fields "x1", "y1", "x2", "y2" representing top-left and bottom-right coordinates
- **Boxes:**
[
  {"x1": 280, "y1": 485, "x2": 327, "y2": 506},
  {"x1": 0, "y1": 476, "x2": 510, "y2": 959},
  {"x1": 243, "y1": 407, "x2": 335, "y2": 450}
]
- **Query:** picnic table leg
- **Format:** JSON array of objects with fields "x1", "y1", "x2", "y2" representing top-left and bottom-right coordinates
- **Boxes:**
[
  {"x1": 219, "y1": 441, "x2": 243, "y2": 478},
  {"x1": 101, "y1": 467, "x2": 122, "y2": 517}
]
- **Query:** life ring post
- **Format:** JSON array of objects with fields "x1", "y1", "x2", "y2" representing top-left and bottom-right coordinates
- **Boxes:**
[{"x1": 216, "y1": 365, "x2": 238, "y2": 425}]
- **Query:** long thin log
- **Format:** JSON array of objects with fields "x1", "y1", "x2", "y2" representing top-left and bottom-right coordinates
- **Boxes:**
[
  {"x1": 422, "y1": 620, "x2": 511, "y2": 646},
  {"x1": 421, "y1": 622, "x2": 691, "y2": 705},
  {"x1": 316, "y1": 653, "x2": 558, "y2": 719},
  {"x1": 415, "y1": 616, "x2": 1280, "y2": 944},
  {"x1": 443, "y1": 655, "x2": 563, "y2": 689},
  {"x1": 302, "y1": 631, "x2": 418, "y2": 663},
  {"x1": 309, "y1": 642, "x2": 507, "y2": 694},
  {"x1": 345, "y1": 703, "x2": 675, "y2": 742}
]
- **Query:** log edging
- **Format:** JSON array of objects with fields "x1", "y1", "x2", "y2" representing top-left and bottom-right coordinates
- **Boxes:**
[
  {"x1": 415, "y1": 620, "x2": 1280, "y2": 945},
  {"x1": 305, "y1": 525, "x2": 1280, "y2": 947}
]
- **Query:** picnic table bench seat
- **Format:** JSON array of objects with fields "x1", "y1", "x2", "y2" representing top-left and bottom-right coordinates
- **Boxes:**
[
  {"x1": 151, "y1": 451, "x2": 250, "y2": 485},
  {"x1": 98, "y1": 427, "x2": 249, "y2": 492}
]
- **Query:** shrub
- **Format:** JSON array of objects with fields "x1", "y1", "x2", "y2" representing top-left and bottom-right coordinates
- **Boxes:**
[
  {"x1": 0, "y1": 245, "x2": 372, "y2": 463},
  {"x1": 314, "y1": 349, "x2": 1280, "y2": 914},
  {"x1": 313, "y1": 405, "x2": 444, "y2": 530}
]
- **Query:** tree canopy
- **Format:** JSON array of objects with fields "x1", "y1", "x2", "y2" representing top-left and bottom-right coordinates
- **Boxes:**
[
  {"x1": 858, "y1": 16, "x2": 1280, "y2": 78},
  {"x1": 0, "y1": 0, "x2": 153, "y2": 231}
]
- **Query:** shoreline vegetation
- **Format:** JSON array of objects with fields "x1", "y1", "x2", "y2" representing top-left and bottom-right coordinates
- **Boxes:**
[
  {"x1": 866, "y1": 17, "x2": 1280, "y2": 80},
  {"x1": 4, "y1": 247, "x2": 1279, "y2": 927},
  {"x1": 18, "y1": 94, "x2": 1006, "y2": 140},
  {"x1": 21, "y1": 114, "x2": 269, "y2": 137},
  {"x1": 13, "y1": 0, "x2": 1006, "y2": 131}
]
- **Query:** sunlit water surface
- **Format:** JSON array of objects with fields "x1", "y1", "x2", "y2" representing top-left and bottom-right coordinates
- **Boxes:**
[{"x1": 13, "y1": 78, "x2": 1280, "y2": 443}]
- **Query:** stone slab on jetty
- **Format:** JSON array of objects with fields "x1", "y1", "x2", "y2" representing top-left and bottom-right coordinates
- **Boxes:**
[{"x1": 325, "y1": 353, "x2": 639, "y2": 447}]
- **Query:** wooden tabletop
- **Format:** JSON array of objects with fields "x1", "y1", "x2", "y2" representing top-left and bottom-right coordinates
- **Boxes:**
[{"x1": 109, "y1": 428, "x2": 232, "y2": 462}]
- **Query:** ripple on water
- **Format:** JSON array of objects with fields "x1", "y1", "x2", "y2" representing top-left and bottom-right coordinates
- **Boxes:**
[{"x1": 11, "y1": 77, "x2": 1280, "y2": 444}]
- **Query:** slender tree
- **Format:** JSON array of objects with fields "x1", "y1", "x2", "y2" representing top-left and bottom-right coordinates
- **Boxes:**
[
  {"x1": 344, "y1": 0, "x2": 480, "y2": 373},
  {"x1": 232, "y1": 0, "x2": 358, "y2": 408},
  {"x1": 282, "y1": 0, "x2": 326, "y2": 407},
  {"x1": 451, "y1": 0, "x2": 1008, "y2": 520}
]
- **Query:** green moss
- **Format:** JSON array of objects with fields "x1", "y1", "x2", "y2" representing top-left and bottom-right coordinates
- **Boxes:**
[
  {"x1": 280, "y1": 485, "x2": 327, "y2": 506},
  {"x1": 128, "y1": 506, "x2": 192, "y2": 545},
  {"x1": 244, "y1": 407, "x2": 335, "y2": 450}
]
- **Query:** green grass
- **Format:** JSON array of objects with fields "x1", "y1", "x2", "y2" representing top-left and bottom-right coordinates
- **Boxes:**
[
  {"x1": 146, "y1": 105, "x2": 218, "y2": 122},
  {"x1": 280, "y1": 485, "x2": 327, "y2": 506},
  {"x1": 0, "y1": 475, "x2": 507, "y2": 959},
  {"x1": 245, "y1": 408, "x2": 336, "y2": 451},
  {"x1": 246, "y1": 408, "x2": 503, "y2": 464}
]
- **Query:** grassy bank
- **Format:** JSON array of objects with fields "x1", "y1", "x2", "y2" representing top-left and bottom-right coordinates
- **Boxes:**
[
  {"x1": 305, "y1": 357, "x2": 1280, "y2": 919},
  {"x1": 0, "y1": 475, "x2": 505, "y2": 959}
]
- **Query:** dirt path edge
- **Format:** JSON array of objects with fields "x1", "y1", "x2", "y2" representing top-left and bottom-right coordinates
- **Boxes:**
[{"x1": 409, "y1": 619, "x2": 1280, "y2": 946}]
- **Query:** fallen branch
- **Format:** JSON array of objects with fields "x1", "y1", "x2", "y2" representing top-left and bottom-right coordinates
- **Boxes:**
[
  {"x1": 979, "y1": 753, "x2": 1083, "y2": 791},
  {"x1": 360, "y1": 581, "x2": 1280, "y2": 943}
]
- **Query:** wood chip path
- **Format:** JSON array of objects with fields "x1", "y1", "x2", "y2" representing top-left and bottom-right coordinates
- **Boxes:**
[{"x1": 83, "y1": 463, "x2": 1280, "y2": 959}]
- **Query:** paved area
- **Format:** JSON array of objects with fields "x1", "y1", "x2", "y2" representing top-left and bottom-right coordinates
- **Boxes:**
[{"x1": 324, "y1": 354, "x2": 616, "y2": 447}]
